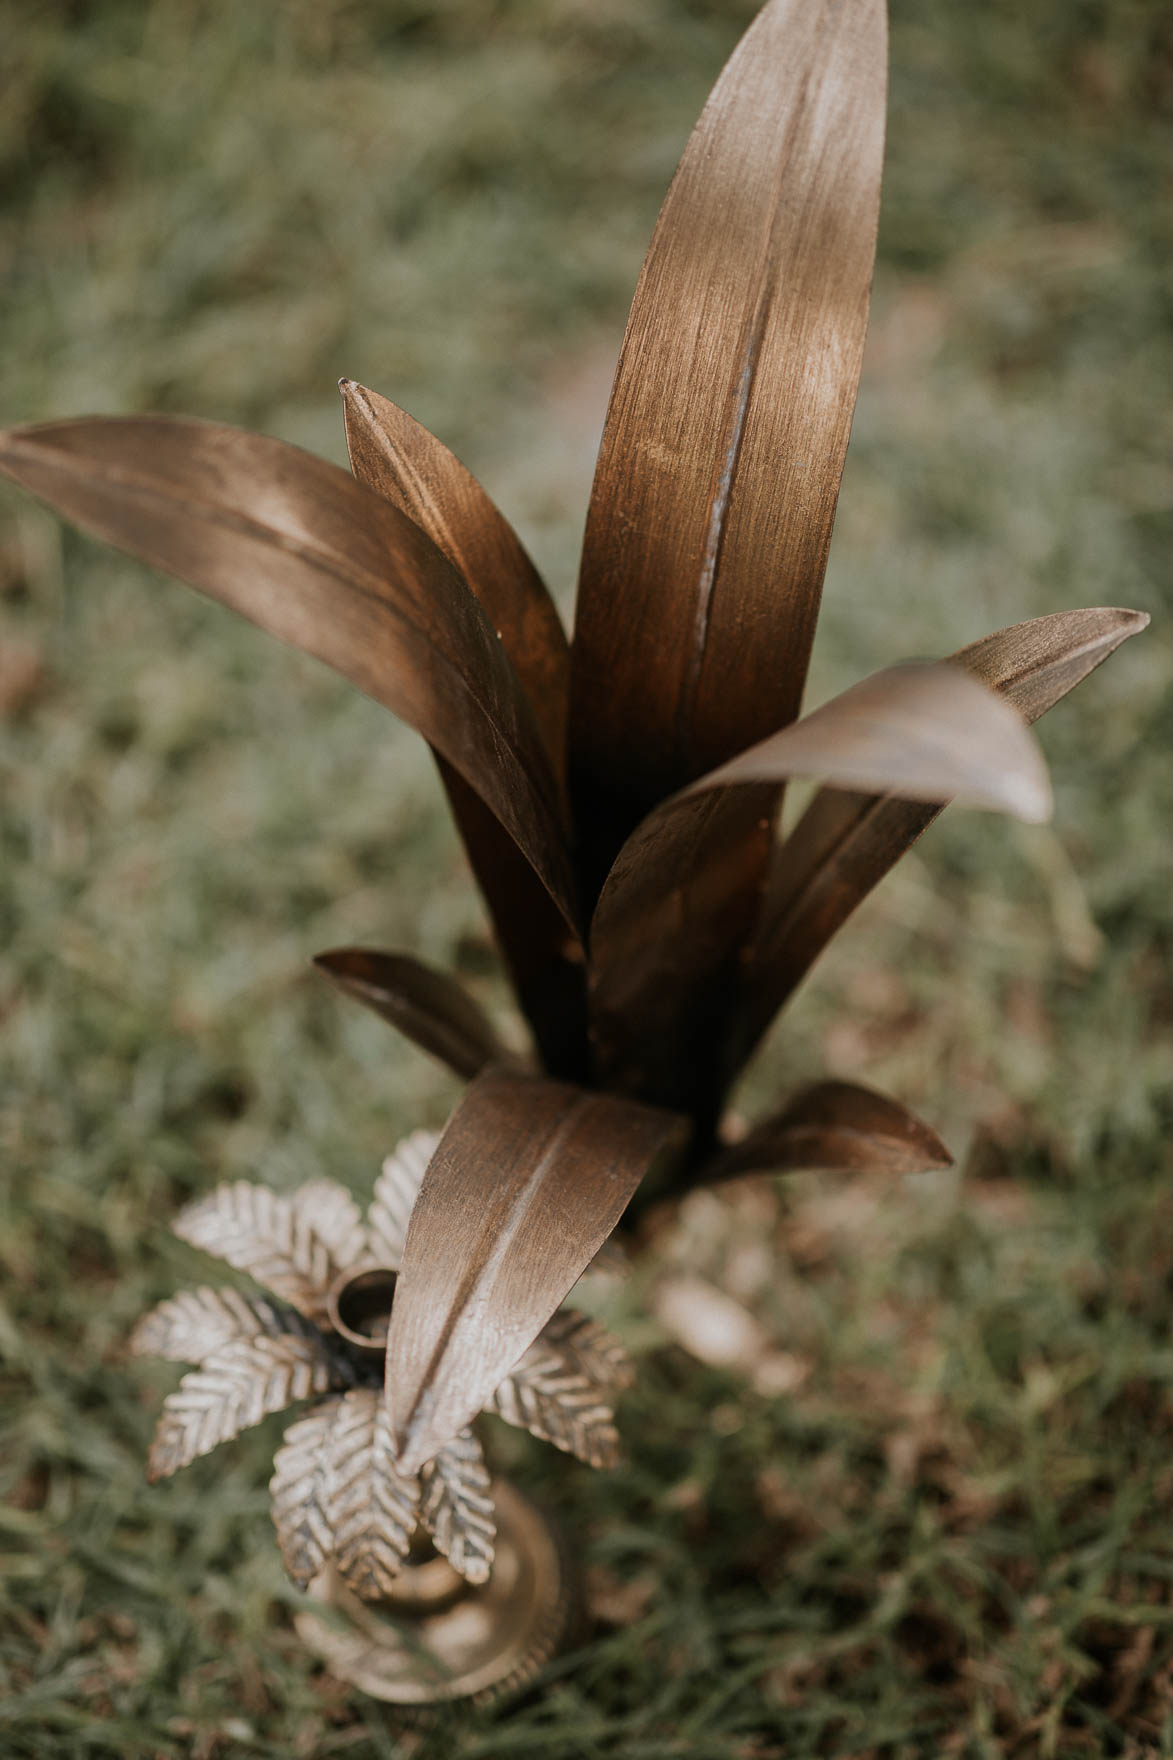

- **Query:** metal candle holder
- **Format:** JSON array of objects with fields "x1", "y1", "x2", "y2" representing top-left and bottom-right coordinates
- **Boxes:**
[{"x1": 1, "y1": 0, "x2": 1147, "y2": 1705}]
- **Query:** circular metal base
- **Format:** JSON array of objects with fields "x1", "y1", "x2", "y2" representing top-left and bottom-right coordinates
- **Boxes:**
[{"x1": 295, "y1": 1480, "x2": 575, "y2": 1705}]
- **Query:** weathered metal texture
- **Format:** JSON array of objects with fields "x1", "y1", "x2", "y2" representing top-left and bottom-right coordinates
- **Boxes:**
[
  {"x1": 341, "y1": 383, "x2": 588, "y2": 1077},
  {"x1": 385, "y1": 1070, "x2": 689, "y2": 1473},
  {"x1": 0, "y1": 418, "x2": 578, "y2": 941},
  {"x1": 566, "y1": 0, "x2": 887, "y2": 1106},
  {"x1": 571, "y1": 0, "x2": 887, "y2": 878},
  {"x1": 428, "y1": 767, "x2": 591, "y2": 1080},
  {"x1": 587, "y1": 662, "x2": 1051, "y2": 1113},
  {"x1": 731, "y1": 608, "x2": 1151, "y2": 1067},
  {"x1": 704, "y1": 1080, "x2": 953, "y2": 1184},
  {"x1": 132, "y1": 1133, "x2": 637, "y2": 1601},
  {"x1": 313, "y1": 947, "x2": 519, "y2": 1079},
  {"x1": 341, "y1": 380, "x2": 569, "y2": 776},
  {"x1": 0, "y1": 0, "x2": 1154, "y2": 1590}
]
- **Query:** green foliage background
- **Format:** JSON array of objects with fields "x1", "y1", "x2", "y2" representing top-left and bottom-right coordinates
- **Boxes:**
[{"x1": 1, "y1": 1, "x2": 1170, "y2": 1753}]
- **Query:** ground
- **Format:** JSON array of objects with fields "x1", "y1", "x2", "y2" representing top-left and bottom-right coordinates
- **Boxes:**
[{"x1": 1, "y1": 1, "x2": 1171, "y2": 1754}]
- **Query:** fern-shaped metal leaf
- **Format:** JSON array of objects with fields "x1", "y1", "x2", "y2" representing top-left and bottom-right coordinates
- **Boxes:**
[
  {"x1": 366, "y1": 1130, "x2": 440, "y2": 1269},
  {"x1": 419, "y1": 1428, "x2": 496, "y2": 1586},
  {"x1": 173, "y1": 1181, "x2": 355, "y2": 1323},
  {"x1": 270, "y1": 1397, "x2": 341, "y2": 1588},
  {"x1": 327, "y1": 1388, "x2": 420, "y2": 1600},
  {"x1": 130, "y1": 1286, "x2": 325, "y2": 1364},
  {"x1": 540, "y1": 1309, "x2": 635, "y2": 1394},
  {"x1": 489, "y1": 1310, "x2": 623, "y2": 1468},
  {"x1": 290, "y1": 1181, "x2": 367, "y2": 1273},
  {"x1": 147, "y1": 1332, "x2": 352, "y2": 1482}
]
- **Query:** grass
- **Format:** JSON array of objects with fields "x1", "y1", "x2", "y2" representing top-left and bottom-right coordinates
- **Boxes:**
[{"x1": 1, "y1": 0, "x2": 1171, "y2": 1753}]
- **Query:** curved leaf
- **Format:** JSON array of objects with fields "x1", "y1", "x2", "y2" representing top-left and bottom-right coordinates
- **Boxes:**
[
  {"x1": 571, "y1": 0, "x2": 887, "y2": 843},
  {"x1": 588, "y1": 662, "x2": 1051, "y2": 1112},
  {"x1": 385, "y1": 1070, "x2": 689, "y2": 1473},
  {"x1": 680, "y1": 664, "x2": 1051, "y2": 816},
  {"x1": 313, "y1": 947, "x2": 516, "y2": 1079},
  {"x1": 733, "y1": 607, "x2": 1150, "y2": 1064},
  {"x1": 339, "y1": 383, "x2": 587, "y2": 1077},
  {"x1": 432, "y1": 765, "x2": 592, "y2": 1080},
  {"x1": 705, "y1": 1081, "x2": 953, "y2": 1184},
  {"x1": 0, "y1": 417, "x2": 577, "y2": 934},
  {"x1": 341, "y1": 381, "x2": 569, "y2": 775}
]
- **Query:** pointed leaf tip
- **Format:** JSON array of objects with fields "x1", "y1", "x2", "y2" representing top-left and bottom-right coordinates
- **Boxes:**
[
  {"x1": 586, "y1": 661, "x2": 1052, "y2": 1105},
  {"x1": 706, "y1": 1081, "x2": 953, "y2": 1184},
  {"x1": 312, "y1": 946, "x2": 515, "y2": 1079},
  {"x1": 385, "y1": 1071, "x2": 689, "y2": 1472},
  {"x1": 688, "y1": 664, "x2": 1053, "y2": 824},
  {"x1": 571, "y1": 0, "x2": 888, "y2": 816},
  {"x1": 731, "y1": 605, "x2": 1149, "y2": 1068}
]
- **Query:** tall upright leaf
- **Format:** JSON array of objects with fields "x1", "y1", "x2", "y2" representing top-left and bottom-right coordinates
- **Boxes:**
[
  {"x1": 0, "y1": 417, "x2": 578, "y2": 936},
  {"x1": 385, "y1": 1069, "x2": 689, "y2": 1473},
  {"x1": 571, "y1": 0, "x2": 887, "y2": 857},
  {"x1": 733, "y1": 607, "x2": 1150, "y2": 1066},
  {"x1": 341, "y1": 380, "x2": 569, "y2": 775},
  {"x1": 340, "y1": 382, "x2": 588, "y2": 1076}
]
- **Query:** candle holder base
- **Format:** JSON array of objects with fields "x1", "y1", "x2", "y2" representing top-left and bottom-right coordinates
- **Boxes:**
[{"x1": 295, "y1": 1478, "x2": 576, "y2": 1706}]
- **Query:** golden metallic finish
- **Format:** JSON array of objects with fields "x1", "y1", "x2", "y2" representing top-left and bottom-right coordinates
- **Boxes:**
[
  {"x1": 130, "y1": 1131, "x2": 634, "y2": 1608},
  {"x1": 3, "y1": 0, "x2": 1152, "y2": 1701},
  {"x1": 295, "y1": 1480, "x2": 574, "y2": 1707}
]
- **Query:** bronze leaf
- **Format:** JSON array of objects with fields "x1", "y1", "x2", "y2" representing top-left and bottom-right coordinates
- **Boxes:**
[
  {"x1": 341, "y1": 380, "x2": 569, "y2": 777},
  {"x1": 0, "y1": 417, "x2": 578, "y2": 937},
  {"x1": 705, "y1": 1080, "x2": 953, "y2": 1184},
  {"x1": 677, "y1": 663, "x2": 1051, "y2": 817},
  {"x1": 588, "y1": 661, "x2": 1051, "y2": 1113},
  {"x1": 341, "y1": 384, "x2": 589, "y2": 1078},
  {"x1": 365, "y1": 1130, "x2": 630, "y2": 1286},
  {"x1": 570, "y1": 0, "x2": 886, "y2": 878},
  {"x1": 385, "y1": 1069, "x2": 689, "y2": 1473},
  {"x1": 313, "y1": 947, "x2": 518, "y2": 1080},
  {"x1": 733, "y1": 606, "x2": 1151, "y2": 1067}
]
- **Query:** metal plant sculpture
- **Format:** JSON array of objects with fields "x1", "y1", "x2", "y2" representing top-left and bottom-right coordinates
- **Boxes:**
[
  {"x1": 0, "y1": 0, "x2": 1147, "y2": 1657},
  {"x1": 130, "y1": 1130, "x2": 631, "y2": 1597}
]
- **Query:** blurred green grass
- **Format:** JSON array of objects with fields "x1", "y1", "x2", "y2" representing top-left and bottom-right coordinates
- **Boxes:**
[{"x1": 1, "y1": 1, "x2": 1171, "y2": 1754}]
